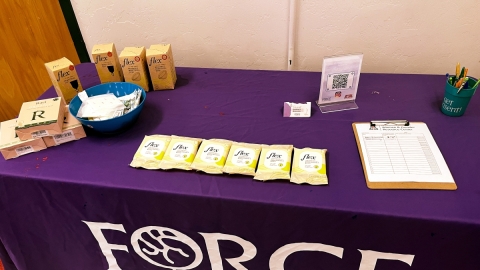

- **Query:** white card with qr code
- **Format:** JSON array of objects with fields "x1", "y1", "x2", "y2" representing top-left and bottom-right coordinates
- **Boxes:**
[
  {"x1": 326, "y1": 72, "x2": 354, "y2": 91},
  {"x1": 317, "y1": 54, "x2": 363, "y2": 111}
]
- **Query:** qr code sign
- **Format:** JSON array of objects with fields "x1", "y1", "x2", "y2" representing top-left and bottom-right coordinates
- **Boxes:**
[
  {"x1": 326, "y1": 72, "x2": 354, "y2": 91},
  {"x1": 332, "y1": 74, "x2": 349, "y2": 89}
]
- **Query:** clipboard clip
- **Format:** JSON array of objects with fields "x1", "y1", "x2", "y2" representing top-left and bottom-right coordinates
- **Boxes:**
[{"x1": 370, "y1": 120, "x2": 410, "y2": 128}]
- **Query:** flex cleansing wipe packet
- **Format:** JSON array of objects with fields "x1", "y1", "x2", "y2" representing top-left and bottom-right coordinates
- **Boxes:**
[
  {"x1": 254, "y1": 144, "x2": 293, "y2": 181},
  {"x1": 190, "y1": 139, "x2": 233, "y2": 174},
  {"x1": 130, "y1": 135, "x2": 172, "y2": 170},
  {"x1": 159, "y1": 135, "x2": 203, "y2": 170},
  {"x1": 223, "y1": 142, "x2": 263, "y2": 176},
  {"x1": 291, "y1": 147, "x2": 328, "y2": 185}
]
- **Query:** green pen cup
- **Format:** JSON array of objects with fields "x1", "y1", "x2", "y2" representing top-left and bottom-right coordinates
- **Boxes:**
[{"x1": 441, "y1": 76, "x2": 478, "y2": 117}]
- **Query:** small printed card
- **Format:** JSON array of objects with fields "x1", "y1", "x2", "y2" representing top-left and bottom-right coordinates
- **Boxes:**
[{"x1": 283, "y1": 102, "x2": 311, "y2": 117}]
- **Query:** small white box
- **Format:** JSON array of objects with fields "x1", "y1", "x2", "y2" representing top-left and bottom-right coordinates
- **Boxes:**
[{"x1": 283, "y1": 102, "x2": 311, "y2": 117}]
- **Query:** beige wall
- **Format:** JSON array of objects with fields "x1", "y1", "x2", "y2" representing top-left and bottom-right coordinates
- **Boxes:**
[{"x1": 72, "y1": 0, "x2": 480, "y2": 78}]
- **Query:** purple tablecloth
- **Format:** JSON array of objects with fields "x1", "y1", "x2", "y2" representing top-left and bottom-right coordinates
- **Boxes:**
[{"x1": 1, "y1": 63, "x2": 479, "y2": 270}]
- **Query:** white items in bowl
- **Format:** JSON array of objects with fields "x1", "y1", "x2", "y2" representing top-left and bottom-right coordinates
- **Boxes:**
[{"x1": 76, "y1": 89, "x2": 142, "y2": 121}]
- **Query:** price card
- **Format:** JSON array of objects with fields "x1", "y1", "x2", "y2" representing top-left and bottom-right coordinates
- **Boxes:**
[{"x1": 283, "y1": 102, "x2": 311, "y2": 117}]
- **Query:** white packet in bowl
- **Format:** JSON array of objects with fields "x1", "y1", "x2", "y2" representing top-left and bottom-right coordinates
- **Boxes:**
[
  {"x1": 118, "y1": 89, "x2": 142, "y2": 114},
  {"x1": 76, "y1": 93, "x2": 125, "y2": 119}
]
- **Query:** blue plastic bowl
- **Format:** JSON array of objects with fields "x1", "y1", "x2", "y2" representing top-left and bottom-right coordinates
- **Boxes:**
[{"x1": 68, "y1": 82, "x2": 147, "y2": 134}]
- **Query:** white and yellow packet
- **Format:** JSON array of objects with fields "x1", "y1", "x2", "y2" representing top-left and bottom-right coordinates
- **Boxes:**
[
  {"x1": 130, "y1": 135, "x2": 172, "y2": 170},
  {"x1": 291, "y1": 148, "x2": 328, "y2": 185},
  {"x1": 254, "y1": 144, "x2": 293, "y2": 181},
  {"x1": 222, "y1": 142, "x2": 263, "y2": 176},
  {"x1": 159, "y1": 136, "x2": 203, "y2": 170},
  {"x1": 190, "y1": 139, "x2": 233, "y2": 174}
]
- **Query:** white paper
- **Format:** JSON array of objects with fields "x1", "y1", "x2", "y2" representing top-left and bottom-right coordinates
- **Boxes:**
[
  {"x1": 78, "y1": 91, "x2": 89, "y2": 102},
  {"x1": 354, "y1": 122, "x2": 455, "y2": 183},
  {"x1": 77, "y1": 93, "x2": 125, "y2": 118}
]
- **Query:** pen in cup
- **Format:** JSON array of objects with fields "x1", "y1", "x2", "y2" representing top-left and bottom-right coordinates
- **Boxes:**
[
  {"x1": 457, "y1": 78, "x2": 468, "y2": 93},
  {"x1": 455, "y1": 77, "x2": 465, "y2": 88},
  {"x1": 472, "y1": 79, "x2": 480, "y2": 90}
]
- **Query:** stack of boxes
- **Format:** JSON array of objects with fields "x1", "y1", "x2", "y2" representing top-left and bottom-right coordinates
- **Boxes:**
[
  {"x1": 0, "y1": 97, "x2": 86, "y2": 160},
  {"x1": 92, "y1": 43, "x2": 177, "y2": 91}
]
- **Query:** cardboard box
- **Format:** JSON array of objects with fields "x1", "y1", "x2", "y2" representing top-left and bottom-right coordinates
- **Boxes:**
[
  {"x1": 15, "y1": 97, "x2": 64, "y2": 141},
  {"x1": 42, "y1": 106, "x2": 86, "y2": 147},
  {"x1": 119, "y1": 46, "x2": 150, "y2": 91},
  {"x1": 0, "y1": 119, "x2": 47, "y2": 160},
  {"x1": 45, "y1": 57, "x2": 84, "y2": 104},
  {"x1": 92, "y1": 43, "x2": 124, "y2": 83},
  {"x1": 147, "y1": 44, "x2": 177, "y2": 90}
]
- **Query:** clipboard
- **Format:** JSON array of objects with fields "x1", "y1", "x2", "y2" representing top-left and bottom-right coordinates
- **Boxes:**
[{"x1": 352, "y1": 121, "x2": 457, "y2": 190}]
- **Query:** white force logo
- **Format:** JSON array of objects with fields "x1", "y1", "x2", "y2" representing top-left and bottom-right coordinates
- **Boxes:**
[
  {"x1": 131, "y1": 226, "x2": 202, "y2": 269},
  {"x1": 83, "y1": 221, "x2": 415, "y2": 270}
]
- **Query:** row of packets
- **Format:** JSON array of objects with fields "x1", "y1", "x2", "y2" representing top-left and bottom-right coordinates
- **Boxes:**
[{"x1": 130, "y1": 135, "x2": 328, "y2": 185}]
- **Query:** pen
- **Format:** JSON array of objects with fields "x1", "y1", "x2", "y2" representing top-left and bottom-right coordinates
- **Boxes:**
[
  {"x1": 457, "y1": 68, "x2": 469, "y2": 89},
  {"x1": 459, "y1": 67, "x2": 465, "y2": 80},
  {"x1": 457, "y1": 78, "x2": 468, "y2": 93},
  {"x1": 446, "y1": 73, "x2": 453, "y2": 85},
  {"x1": 472, "y1": 79, "x2": 480, "y2": 90},
  {"x1": 453, "y1": 63, "x2": 461, "y2": 86},
  {"x1": 455, "y1": 67, "x2": 467, "y2": 88},
  {"x1": 455, "y1": 77, "x2": 465, "y2": 88}
]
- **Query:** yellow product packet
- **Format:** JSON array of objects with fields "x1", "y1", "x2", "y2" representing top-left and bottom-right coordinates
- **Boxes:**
[
  {"x1": 130, "y1": 135, "x2": 172, "y2": 170},
  {"x1": 159, "y1": 135, "x2": 203, "y2": 170},
  {"x1": 254, "y1": 144, "x2": 293, "y2": 181},
  {"x1": 291, "y1": 148, "x2": 328, "y2": 185},
  {"x1": 222, "y1": 142, "x2": 263, "y2": 176},
  {"x1": 190, "y1": 139, "x2": 233, "y2": 174}
]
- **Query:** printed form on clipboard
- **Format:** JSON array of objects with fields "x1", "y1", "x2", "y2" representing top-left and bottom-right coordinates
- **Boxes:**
[{"x1": 352, "y1": 121, "x2": 457, "y2": 190}]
